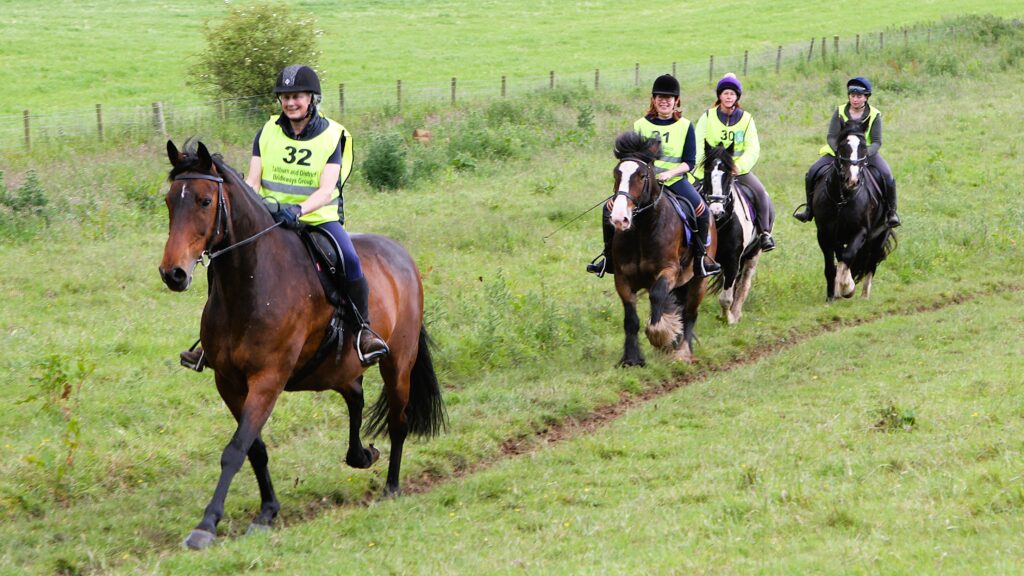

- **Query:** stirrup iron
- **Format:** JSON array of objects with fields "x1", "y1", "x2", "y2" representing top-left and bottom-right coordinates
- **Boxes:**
[{"x1": 356, "y1": 326, "x2": 390, "y2": 366}]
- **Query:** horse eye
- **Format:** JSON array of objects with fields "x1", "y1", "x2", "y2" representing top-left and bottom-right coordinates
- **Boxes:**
[{"x1": 201, "y1": 198, "x2": 213, "y2": 208}]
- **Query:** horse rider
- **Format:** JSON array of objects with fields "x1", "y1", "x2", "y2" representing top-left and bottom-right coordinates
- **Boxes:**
[
  {"x1": 587, "y1": 74, "x2": 721, "y2": 278},
  {"x1": 180, "y1": 64, "x2": 389, "y2": 371},
  {"x1": 794, "y1": 76, "x2": 901, "y2": 227},
  {"x1": 693, "y1": 73, "x2": 776, "y2": 252}
]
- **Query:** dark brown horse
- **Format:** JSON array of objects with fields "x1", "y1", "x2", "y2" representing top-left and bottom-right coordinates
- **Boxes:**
[
  {"x1": 608, "y1": 132, "x2": 715, "y2": 365},
  {"x1": 159, "y1": 140, "x2": 446, "y2": 550}
]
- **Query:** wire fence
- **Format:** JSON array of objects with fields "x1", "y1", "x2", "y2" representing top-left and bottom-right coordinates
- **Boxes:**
[{"x1": 0, "y1": 23, "x2": 966, "y2": 153}]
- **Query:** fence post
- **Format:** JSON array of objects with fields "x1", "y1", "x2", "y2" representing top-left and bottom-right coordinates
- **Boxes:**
[
  {"x1": 549, "y1": 70, "x2": 555, "y2": 90},
  {"x1": 856, "y1": 34, "x2": 860, "y2": 53},
  {"x1": 834, "y1": 35, "x2": 839, "y2": 56},
  {"x1": 23, "y1": 109, "x2": 30, "y2": 151},
  {"x1": 95, "y1": 104, "x2": 104, "y2": 142},
  {"x1": 635, "y1": 63, "x2": 640, "y2": 87},
  {"x1": 338, "y1": 83, "x2": 345, "y2": 115},
  {"x1": 880, "y1": 31, "x2": 884, "y2": 50},
  {"x1": 775, "y1": 46, "x2": 782, "y2": 73},
  {"x1": 451, "y1": 77, "x2": 456, "y2": 105},
  {"x1": 396, "y1": 80, "x2": 402, "y2": 111},
  {"x1": 218, "y1": 100, "x2": 226, "y2": 122},
  {"x1": 152, "y1": 102, "x2": 166, "y2": 137},
  {"x1": 927, "y1": 27, "x2": 931, "y2": 43},
  {"x1": 743, "y1": 50, "x2": 749, "y2": 76},
  {"x1": 821, "y1": 37, "x2": 826, "y2": 62},
  {"x1": 501, "y1": 75, "x2": 506, "y2": 98},
  {"x1": 708, "y1": 55, "x2": 714, "y2": 82},
  {"x1": 903, "y1": 27, "x2": 908, "y2": 47},
  {"x1": 594, "y1": 69, "x2": 600, "y2": 91},
  {"x1": 807, "y1": 38, "x2": 814, "y2": 62}
]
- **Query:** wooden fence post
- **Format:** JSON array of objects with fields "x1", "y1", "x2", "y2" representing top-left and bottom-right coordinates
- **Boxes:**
[
  {"x1": 635, "y1": 63, "x2": 640, "y2": 87},
  {"x1": 672, "y1": 62, "x2": 677, "y2": 78},
  {"x1": 152, "y1": 102, "x2": 166, "y2": 136},
  {"x1": 743, "y1": 50, "x2": 749, "y2": 76},
  {"x1": 549, "y1": 70, "x2": 555, "y2": 90},
  {"x1": 903, "y1": 27, "x2": 908, "y2": 47},
  {"x1": 501, "y1": 75, "x2": 506, "y2": 98},
  {"x1": 594, "y1": 69, "x2": 600, "y2": 91},
  {"x1": 821, "y1": 37, "x2": 826, "y2": 62},
  {"x1": 775, "y1": 46, "x2": 782, "y2": 73},
  {"x1": 834, "y1": 35, "x2": 839, "y2": 56},
  {"x1": 451, "y1": 77, "x2": 456, "y2": 105},
  {"x1": 708, "y1": 55, "x2": 714, "y2": 82},
  {"x1": 880, "y1": 31, "x2": 884, "y2": 50},
  {"x1": 338, "y1": 83, "x2": 345, "y2": 115},
  {"x1": 95, "y1": 104, "x2": 104, "y2": 142},
  {"x1": 396, "y1": 80, "x2": 402, "y2": 110},
  {"x1": 807, "y1": 38, "x2": 815, "y2": 62},
  {"x1": 23, "y1": 109, "x2": 30, "y2": 151},
  {"x1": 856, "y1": 34, "x2": 860, "y2": 53}
]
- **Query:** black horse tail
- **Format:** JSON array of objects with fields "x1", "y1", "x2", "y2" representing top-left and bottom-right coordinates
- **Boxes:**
[
  {"x1": 850, "y1": 228, "x2": 898, "y2": 281},
  {"x1": 364, "y1": 326, "x2": 448, "y2": 439}
]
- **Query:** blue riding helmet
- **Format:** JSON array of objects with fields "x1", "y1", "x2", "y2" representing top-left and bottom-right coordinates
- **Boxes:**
[{"x1": 847, "y1": 76, "x2": 872, "y2": 95}]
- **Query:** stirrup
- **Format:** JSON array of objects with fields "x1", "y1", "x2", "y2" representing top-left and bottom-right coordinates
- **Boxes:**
[
  {"x1": 180, "y1": 340, "x2": 205, "y2": 372},
  {"x1": 586, "y1": 255, "x2": 607, "y2": 278},
  {"x1": 356, "y1": 326, "x2": 390, "y2": 367},
  {"x1": 792, "y1": 204, "x2": 812, "y2": 223},
  {"x1": 887, "y1": 211, "x2": 902, "y2": 228},
  {"x1": 696, "y1": 257, "x2": 721, "y2": 278}
]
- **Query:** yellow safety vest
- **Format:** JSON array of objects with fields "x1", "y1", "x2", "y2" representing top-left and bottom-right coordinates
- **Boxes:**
[
  {"x1": 819, "y1": 104, "x2": 881, "y2": 156},
  {"x1": 694, "y1": 108, "x2": 755, "y2": 179},
  {"x1": 257, "y1": 115, "x2": 350, "y2": 225},
  {"x1": 633, "y1": 116, "x2": 692, "y2": 186}
]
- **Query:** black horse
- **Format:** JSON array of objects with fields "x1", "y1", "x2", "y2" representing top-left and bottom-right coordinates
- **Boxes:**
[
  {"x1": 810, "y1": 128, "x2": 896, "y2": 301},
  {"x1": 696, "y1": 143, "x2": 762, "y2": 324},
  {"x1": 607, "y1": 132, "x2": 713, "y2": 365}
]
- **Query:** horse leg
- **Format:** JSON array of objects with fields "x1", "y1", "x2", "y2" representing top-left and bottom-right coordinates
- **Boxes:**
[
  {"x1": 244, "y1": 435, "x2": 280, "y2": 533},
  {"x1": 377, "y1": 360, "x2": 412, "y2": 497},
  {"x1": 615, "y1": 280, "x2": 644, "y2": 367},
  {"x1": 719, "y1": 253, "x2": 740, "y2": 324},
  {"x1": 673, "y1": 279, "x2": 705, "y2": 363},
  {"x1": 861, "y1": 272, "x2": 873, "y2": 298},
  {"x1": 184, "y1": 375, "x2": 283, "y2": 550},
  {"x1": 339, "y1": 376, "x2": 381, "y2": 470},
  {"x1": 731, "y1": 253, "x2": 760, "y2": 324},
  {"x1": 817, "y1": 228, "x2": 837, "y2": 303},
  {"x1": 644, "y1": 275, "x2": 681, "y2": 351}
]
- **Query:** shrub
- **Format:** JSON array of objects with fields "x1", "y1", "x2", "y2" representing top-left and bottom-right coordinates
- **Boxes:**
[
  {"x1": 362, "y1": 131, "x2": 408, "y2": 191},
  {"x1": 188, "y1": 2, "x2": 323, "y2": 101}
]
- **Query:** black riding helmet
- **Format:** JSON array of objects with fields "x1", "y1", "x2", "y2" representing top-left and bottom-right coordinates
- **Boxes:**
[
  {"x1": 274, "y1": 65, "x2": 321, "y2": 95},
  {"x1": 651, "y1": 74, "x2": 680, "y2": 97}
]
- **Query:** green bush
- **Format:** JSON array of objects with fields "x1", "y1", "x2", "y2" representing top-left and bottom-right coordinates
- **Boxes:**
[
  {"x1": 188, "y1": 2, "x2": 323, "y2": 101},
  {"x1": 362, "y1": 131, "x2": 409, "y2": 190}
]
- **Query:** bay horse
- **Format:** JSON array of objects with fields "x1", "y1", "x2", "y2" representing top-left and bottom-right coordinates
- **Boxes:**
[
  {"x1": 810, "y1": 128, "x2": 896, "y2": 301},
  {"x1": 696, "y1": 142, "x2": 762, "y2": 324},
  {"x1": 159, "y1": 140, "x2": 446, "y2": 550},
  {"x1": 608, "y1": 132, "x2": 715, "y2": 365}
]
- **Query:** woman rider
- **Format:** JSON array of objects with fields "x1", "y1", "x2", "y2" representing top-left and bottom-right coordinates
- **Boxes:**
[
  {"x1": 180, "y1": 65, "x2": 389, "y2": 371},
  {"x1": 693, "y1": 73, "x2": 775, "y2": 252},
  {"x1": 587, "y1": 74, "x2": 721, "y2": 278},
  {"x1": 794, "y1": 76, "x2": 901, "y2": 227}
]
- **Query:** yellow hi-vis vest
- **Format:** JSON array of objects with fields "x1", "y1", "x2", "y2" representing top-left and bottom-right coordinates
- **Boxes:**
[
  {"x1": 693, "y1": 107, "x2": 757, "y2": 179},
  {"x1": 819, "y1": 104, "x2": 881, "y2": 156},
  {"x1": 633, "y1": 116, "x2": 691, "y2": 186},
  {"x1": 258, "y1": 115, "x2": 351, "y2": 226}
]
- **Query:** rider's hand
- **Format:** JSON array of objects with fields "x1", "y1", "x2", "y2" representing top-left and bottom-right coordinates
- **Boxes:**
[
  {"x1": 272, "y1": 203, "x2": 303, "y2": 229},
  {"x1": 655, "y1": 172, "x2": 671, "y2": 182}
]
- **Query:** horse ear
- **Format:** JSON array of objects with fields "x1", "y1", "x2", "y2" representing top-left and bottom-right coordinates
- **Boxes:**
[
  {"x1": 726, "y1": 142, "x2": 735, "y2": 155},
  {"x1": 167, "y1": 140, "x2": 180, "y2": 166},
  {"x1": 197, "y1": 141, "x2": 213, "y2": 172},
  {"x1": 704, "y1": 141, "x2": 713, "y2": 156}
]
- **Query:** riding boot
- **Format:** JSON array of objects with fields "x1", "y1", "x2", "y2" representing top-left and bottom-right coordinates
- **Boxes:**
[
  {"x1": 693, "y1": 213, "x2": 721, "y2": 278},
  {"x1": 586, "y1": 215, "x2": 615, "y2": 277},
  {"x1": 793, "y1": 179, "x2": 815, "y2": 223},
  {"x1": 760, "y1": 231, "x2": 776, "y2": 252},
  {"x1": 180, "y1": 341, "x2": 207, "y2": 372},
  {"x1": 347, "y1": 276, "x2": 390, "y2": 366},
  {"x1": 884, "y1": 180, "x2": 902, "y2": 228}
]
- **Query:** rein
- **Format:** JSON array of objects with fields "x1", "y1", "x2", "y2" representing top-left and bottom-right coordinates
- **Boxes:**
[{"x1": 173, "y1": 173, "x2": 282, "y2": 265}]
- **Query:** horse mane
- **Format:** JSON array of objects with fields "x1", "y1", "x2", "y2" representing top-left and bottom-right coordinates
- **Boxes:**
[{"x1": 613, "y1": 131, "x2": 660, "y2": 163}]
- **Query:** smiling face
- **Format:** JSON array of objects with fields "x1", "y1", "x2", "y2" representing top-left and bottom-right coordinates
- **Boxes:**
[
  {"x1": 652, "y1": 94, "x2": 677, "y2": 118},
  {"x1": 278, "y1": 92, "x2": 312, "y2": 121}
]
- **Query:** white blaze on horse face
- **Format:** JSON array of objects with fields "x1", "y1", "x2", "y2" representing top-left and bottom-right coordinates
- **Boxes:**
[
  {"x1": 709, "y1": 161, "x2": 726, "y2": 217},
  {"x1": 611, "y1": 161, "x2": 639, "y2": 230},
  {"x1": 846, "y1": 134, "x2": 861, "y2": 185}
]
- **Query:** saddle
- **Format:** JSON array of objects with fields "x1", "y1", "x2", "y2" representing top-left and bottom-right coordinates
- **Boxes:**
[
  {"x1": 663, "y1": 192, "x2": 703, "y2": 246},
  {"x1": 298, "y1": 226, "x2": 347, "y2": 309}
]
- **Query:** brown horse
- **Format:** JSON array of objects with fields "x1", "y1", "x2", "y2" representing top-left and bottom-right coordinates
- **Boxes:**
[
  {"x1": 159, "y1": 140, "x2": 446, "y2": 550},
  {"x1": 608, "y1": 132, "x2": 715, "y2": 365}
]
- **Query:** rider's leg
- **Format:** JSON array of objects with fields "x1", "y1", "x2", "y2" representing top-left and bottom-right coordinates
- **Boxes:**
[
  {"x1": 870, "y1": 154, "x2": 901, "y2": 227},
  {"x1": 795, "y1": 156, "x2": 831, "y2": 222},
  {"x1": 180, "y1": 282, "x2": 212, "y2": 371},
  {"x1": 320, "y1": 221, "x2": 390, "y2": 366},
  {"x1": 587, "y1": 204, "x2": 615, "y2": 276},
  {"x1": 669, "y1": 179, "x2": 721, "y2": 278},
  {"x1": 737, "y1": 172, "x2": 775, "y2": 252}
]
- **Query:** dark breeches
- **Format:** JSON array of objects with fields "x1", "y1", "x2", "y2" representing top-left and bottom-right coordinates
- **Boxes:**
[
  {"x1": 867, "y1": 153, "x2": 896, "y2": 189},
  {"x1": 736, "y1": 172, "x2": 774, "y2": 232},
  {"x1": 318, "y1": 221, "x2": 363, "y2": 280}
]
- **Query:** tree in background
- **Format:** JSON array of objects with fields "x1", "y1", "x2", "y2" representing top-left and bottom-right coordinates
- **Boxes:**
[{"x1": 188, "y1": 2, "x2": 323, "y2": 102}]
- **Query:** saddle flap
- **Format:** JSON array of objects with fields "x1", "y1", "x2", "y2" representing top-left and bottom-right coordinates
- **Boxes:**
[{"x1": 299, "y1": 227, "x2": 347, "y2": 308}]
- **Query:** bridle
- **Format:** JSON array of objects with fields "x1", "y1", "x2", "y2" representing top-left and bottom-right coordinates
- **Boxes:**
[
  {"x1": 827, "y1": 139, "x2": 869, "y2": 207},
  {"x1": 173, "y1": 172, "x2": 281, "y2": 265},
  {"x1": 613, "y1": 157, "x2": 662, "y2": 218},
  {"x1": 702, "y1": 160, "x2": 736, "y2": 225}
]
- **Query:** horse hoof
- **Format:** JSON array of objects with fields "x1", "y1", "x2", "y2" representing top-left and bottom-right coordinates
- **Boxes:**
[
  {"x1": 183, "y1": 529, "x2": 216, "y2": 550},
  {"x1": 367, "y1": 444, "x2": 381, "y2": 465},
  {"x1": 245, "y1": 523, "x2": 271, "y2": 536},
  {"x1": 382, "y1": 485, "x2": 402, "y2": 498}
]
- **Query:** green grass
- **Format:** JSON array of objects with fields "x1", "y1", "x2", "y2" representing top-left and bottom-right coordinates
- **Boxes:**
[
  {"x1": 1, "y1": 0, "x2": 1021, "y2": 115},
  {"x1": 1, "y1": 14, "x2": 1023, "y2": 575}
]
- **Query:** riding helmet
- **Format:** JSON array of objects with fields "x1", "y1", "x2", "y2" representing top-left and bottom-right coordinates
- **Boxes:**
[
  {"x1": 716, "y1": 73, "x2": 742, "y2": 97},
  {"x1": 651, "y1": 74, "x2": 680, "y2": 97},
  {"x1": 847, "y1": 76, "x2": 872, "y2": 95},
  {"x1": 274, "y1": 65, "x2": 322, "y2": 95}
]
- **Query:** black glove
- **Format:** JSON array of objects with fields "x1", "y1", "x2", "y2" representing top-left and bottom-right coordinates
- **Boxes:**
[{"x1": 272, "y1": 203, "x2": 303, "y2": 229}]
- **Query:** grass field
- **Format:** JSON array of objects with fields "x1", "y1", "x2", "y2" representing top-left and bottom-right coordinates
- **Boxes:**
[
  {"x1": 0, "y1": 0, "x2": 1021, "y2": 115},
  {"x1": 1, "y1": 13, "x2": 1023, "y2": 576}
]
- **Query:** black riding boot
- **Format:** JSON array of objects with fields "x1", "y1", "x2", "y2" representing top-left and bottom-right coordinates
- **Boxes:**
[
  {"x1": 693, "y1": 213, "x2": 721, "y2": 278},
  {"x1": 793, "y1": 178, "x2": 815, "y2": 223},
  {"x1": 884, "y1": 179, "x2": 901, "y2": 228},
  {"x1": 347, "y1": 276, "x2": 390, "y2": 366},
  {"x1": 586, "y1": 212, "x2": 615, "y2": 277}
]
